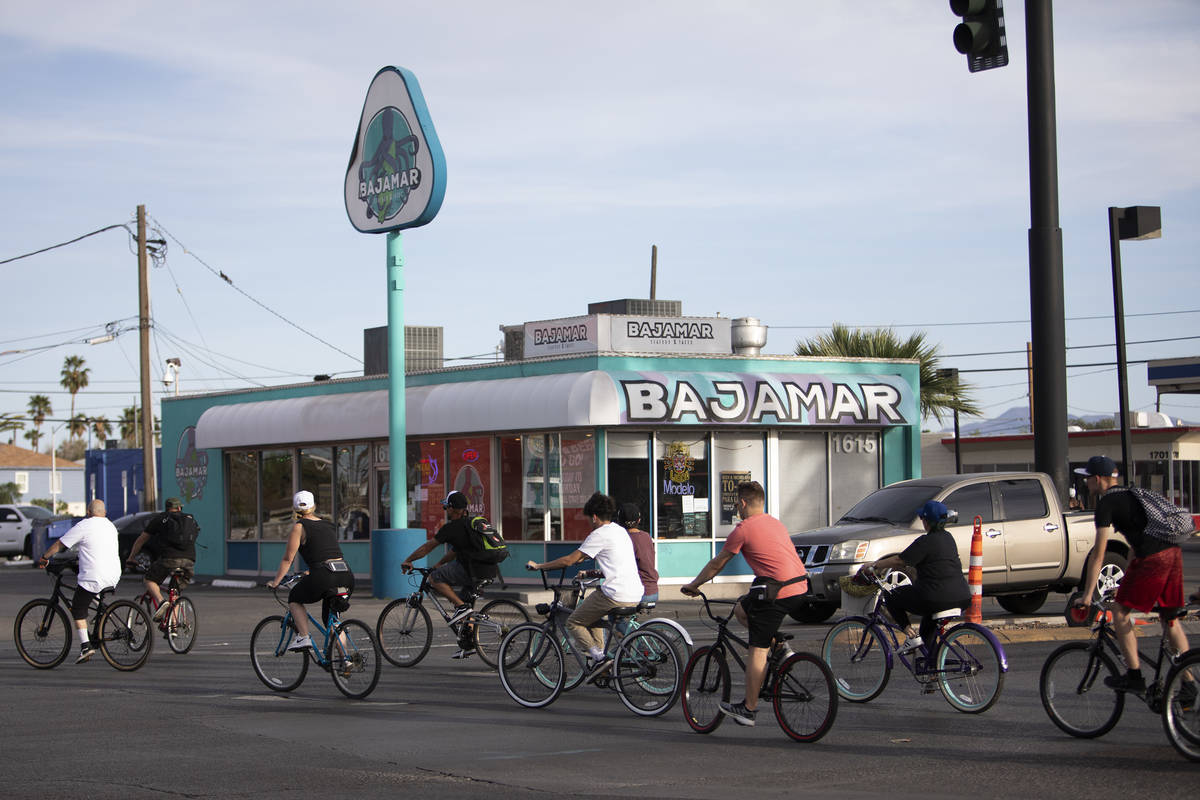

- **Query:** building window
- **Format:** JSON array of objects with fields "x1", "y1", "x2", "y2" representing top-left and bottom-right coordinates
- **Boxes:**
[
  {"x1": 829, "y1": 432, "x2": 880, "y2": 523},
  {"x1": 499, "y1": 436, "x2": 523, "y2": 539},
  {"x1": 606, "y1": 433, "x2": 651, "y2": 537},
  {"x1": 14, "y1": 471, "x2": 29, "y2": 495},
  {"x1": 515, "y1": 434, "x2": 563, "y2": 541},
  {"x1": 299, "y1": 446, "x2": 333, "y2": 519},
  {"x1": 410, "y1": 440, "x2": 446, "y2": 534},
  {"x1": 226, "y1": 451, "x2": 258, "y2": 540},
  {"x1": 655, "y1": 435, "x2": 710, "y2": 539},
  {"x1": 778, "y1": 432, "x2": 829, "y2": 531},
  {"x1": 336, "y1": 444, "x2": 370, "y2": 541},
  {"x1": 713, "y1": 432, "x2": 765, "y2": 539},
  {"x1": 447, "y1": 436, "x2": 491, "y2": 518},
  {"x1": 260, "y1": 449, "x2": 294, "y2": 540},
  {"x1": 560, "y1": 434, "x2": 596, "y2": 541}
]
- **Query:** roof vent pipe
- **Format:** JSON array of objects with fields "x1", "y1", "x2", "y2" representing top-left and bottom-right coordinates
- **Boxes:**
[{"x1": 731, "y1": 317, "x2": 767, "y2": 355}]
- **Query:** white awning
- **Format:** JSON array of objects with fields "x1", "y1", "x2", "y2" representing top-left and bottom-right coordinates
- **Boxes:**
[{"x1": 194, "y1": 370, "x2": 621, "y2": 449}]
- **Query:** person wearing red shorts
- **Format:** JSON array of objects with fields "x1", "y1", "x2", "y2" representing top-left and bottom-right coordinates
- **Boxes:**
[{"x1": 1075, "y1": 455, "x2": 1190, "y2": 696}]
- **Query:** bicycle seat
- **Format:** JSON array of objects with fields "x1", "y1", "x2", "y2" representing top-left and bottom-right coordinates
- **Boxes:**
[
  {"x1": 608, "y1": 606, "x2": 640, "y2": 620},
  {"x1": 325, "y1": 588, "x2": 351, "y2": 613},
  {"x1": 636, "y1": 601, "x2": 657, "y2": 613},
  {"x1": 931, "y1": 608, "x2": 961, "y2": 621},
  {"x1": 1157, "y1": 606, "x2": 1188, "y2": 621},
  {"x1": 97, "y1": 587, "x2": 116, "y2": 601}
]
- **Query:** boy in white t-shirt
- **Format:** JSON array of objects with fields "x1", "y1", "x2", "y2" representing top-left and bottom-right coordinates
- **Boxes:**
[
  {"x1": 38, "y1": 499, "x2": 122, "y2": 663},
  {"x1": 526, "y1": 492, "x2": 642, "y2": 681}
]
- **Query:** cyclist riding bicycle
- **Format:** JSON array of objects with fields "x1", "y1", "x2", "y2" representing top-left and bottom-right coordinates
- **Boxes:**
[
  {"x1": 125, "y1": 497, "x2": 197, "y2": 622},
  {"x1": 1074, "y1": 454, "x2": 1191, "y2": 699},
  {"x1": 526, "y1": 491, "x2": 644, "y2": 682},
  {"x1": 266, "y1": 491, "x2": 354, "y2": 653},
  {"x1": 37, "y1": 499, "x2": 122, "y2": 663},
  {"x1": 857, "y1": 499, "x2": 971, "y2": 658},
  {"x1": 401, "y1": 490, "x2": 498, "y2": 659},
  {"x1": 617, "y1": 502, "x2": 658, "y2": 605},
  {"x1": 681, "y1": 480, "x2": 808, "y2": 727}
]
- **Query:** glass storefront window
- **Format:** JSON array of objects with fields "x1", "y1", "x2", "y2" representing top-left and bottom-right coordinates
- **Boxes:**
[
  {"x1": 560, "y1": 434, "x2": 596, "y2": 541},
  {"x1": 499, "y1": 436, "x2": 524, "y2": 539},
  {"x1": 830, "y1": 431, "x2": 880, "y2": 522},
  {"x1": 261, "y1": 448, "x2": 295, "y2": 540},
  {"x1": 299, "y1": 446, "x2": 333, "y2": 520},
  {"x1": 713, "y1": 432, "x2": 764, "y2": 538},
  {"x1": 336, "y1": 444, "x2": 370, "y2": 540},
  {"x1": 778, "y1": 432, "x2": 829, "y2": 531},
  {"x1": 377, "y1": 468, "x2": 391, "y2": 530},
  {"x1": 447, "y1": 436, "x2": 491, "y2": 518},
  {"x1": 227, "y1": 451, "x2": 258, "y2": 540},
  {"x1": 607, "y1": 433, "x2": 651, "y2": 536},
  {"x1": 411, "y1": 440, "x2": 446, "y2": 535},
  {"x1": 655, "y1": 435, "x2": 710, "y2": 539},
  {"x1": 524, "y1": 435, "x2": 547, "y2": 541}
]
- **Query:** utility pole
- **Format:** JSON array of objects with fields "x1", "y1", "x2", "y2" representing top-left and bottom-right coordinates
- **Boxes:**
[{"x1": 137, "y1": 205, "x2": 158, "y2": 512}]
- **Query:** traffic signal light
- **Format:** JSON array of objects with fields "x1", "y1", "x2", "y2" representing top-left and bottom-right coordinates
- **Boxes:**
[{"x1": 951, "y1": 0, "x2": 1009, "y2": 73}]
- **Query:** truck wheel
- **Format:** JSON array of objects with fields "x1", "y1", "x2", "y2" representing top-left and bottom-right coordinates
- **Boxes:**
[
  {"x1": 789, "y1": 602, "x2": 839, "y2": 624},
  {"x1": 1094, "y1": 551, "x2": 1127, "y2": 596},
  {"x1": 996, "y1": 590, "x2": 1048, "y2": 615}
]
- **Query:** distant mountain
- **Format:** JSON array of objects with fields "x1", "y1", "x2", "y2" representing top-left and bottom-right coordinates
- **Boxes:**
[{"x1": 938, "y1": 407, "x2": 1192, "y2": 437}]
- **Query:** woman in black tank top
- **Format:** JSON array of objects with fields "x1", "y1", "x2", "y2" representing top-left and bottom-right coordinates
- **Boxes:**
[{"x1": 267, "y1": 491, "x2": 355, "y2": 653}]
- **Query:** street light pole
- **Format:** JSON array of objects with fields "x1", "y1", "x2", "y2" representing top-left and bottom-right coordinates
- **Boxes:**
[{"x1": 1107, "y1": 205, "x2": 1162, "y2": 484}]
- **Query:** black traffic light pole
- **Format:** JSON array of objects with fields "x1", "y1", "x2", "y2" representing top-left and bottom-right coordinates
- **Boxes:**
[{"x1": 1025, "y1": 0, "x2": 1069, "y2": 503}]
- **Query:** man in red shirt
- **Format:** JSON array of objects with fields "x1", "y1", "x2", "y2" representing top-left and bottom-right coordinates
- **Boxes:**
[{"x1": 681, "y1": 481, "x2": 807, "y2": 727}]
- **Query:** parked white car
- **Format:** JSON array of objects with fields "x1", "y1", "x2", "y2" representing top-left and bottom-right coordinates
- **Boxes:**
[{"x1": 0, "y1": 504, "x2": 55, "y2": 558}]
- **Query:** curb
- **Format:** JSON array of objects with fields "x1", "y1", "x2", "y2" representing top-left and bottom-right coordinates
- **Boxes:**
[{"x1": 210, "y1": 578, "x2": 257, "y2": 589}]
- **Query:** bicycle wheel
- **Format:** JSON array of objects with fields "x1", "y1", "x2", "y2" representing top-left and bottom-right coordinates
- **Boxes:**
[
  {"x1": 98, "y1": 600, "x2": 153, "y2": 671},
  {"x1": 498, "y1": 623, "x2": 564, "y2": 708},
  {"x1": 822, "y1": 618, "x2": 890, "y2": 702},
  {"x1": 681, "y1": 645, "x2": 730, "y2": 734},
  {"x1": 14, "y1": 599, "x2": 71, "y2": 669},
  {"x1": 165, "y1": 597, "x2": 198, "y2": 655},
  {"x1": 1039, "y1": 641, "x2": 1124, "y2": 738},
  {"x1": 615, "y1": 628, "x2": 682, "y2": 717},
  {"x1": 1162, "y1": 650, "x2": 1200, "y2": 762},
  {"x1": 251, "y1": 614, "x2": 309, "y2": 691},
  {"x1": 936, "y1": 623, "x2": 1005, "y2": 713},
  {"x1": 774, "y1": 652, "x2": 838, "y2": 743},
  {"x1": 328, "y1": 619, "x2": 382, "y2": 699},
  {"x1": 473, "y1": 599, "x2": 530, "y2": 668},
  {"x1": 636, "y1": 619, "x2": 693, "y2": 667},
  {"x1": 375, "y1": 597, "x2": 432, "y2": 668}
]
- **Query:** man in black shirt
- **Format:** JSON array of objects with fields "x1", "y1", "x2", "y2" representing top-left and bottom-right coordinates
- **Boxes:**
[
  {"x1": 402, "y1": 491, "x2": 498, "y2": 658},
  {"x1": 1076, "y1": 455, "x2": 1190, "y2": 695},
  {"x1": 126, "y1": 497, "x2": 197, "y2": 622}
]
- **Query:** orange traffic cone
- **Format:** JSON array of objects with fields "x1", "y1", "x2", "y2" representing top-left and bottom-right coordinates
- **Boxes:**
[{"x1": 967, "y1": 515, "x2": 983, "y2": 623}]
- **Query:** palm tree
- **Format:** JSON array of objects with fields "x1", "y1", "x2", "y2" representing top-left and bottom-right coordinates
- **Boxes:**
[
  {"x1": 0, "y1": 413, "x2": 23, "y2": 445},
  {"x1": 68, "y1": 413, "x2": 88, "y2": 441},
  {"x1": 794, "y1": 323, "x2": 980, "y2": 425},
  {"x1": 60, "y1": 355, "x2": 90, "y2": 436},
  {"x1": 91, "y1": 416, "x2": 112, "y2": 447},
  {"x1": 26, "y1": 394, "x2": 52, "y2": 450},
  {"x1": 119, "y1": 405, "x2": 139, "y2": 447}
]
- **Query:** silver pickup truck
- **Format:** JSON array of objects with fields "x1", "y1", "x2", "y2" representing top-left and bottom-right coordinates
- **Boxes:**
[{"x1": 788, "y1": 472, "x2": 1129, "y2": 623}]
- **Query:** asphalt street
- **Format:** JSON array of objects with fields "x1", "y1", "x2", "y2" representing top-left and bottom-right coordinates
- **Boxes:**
[{"x1": 0, "y1": 545, "x2": 1197, "y2": 799}]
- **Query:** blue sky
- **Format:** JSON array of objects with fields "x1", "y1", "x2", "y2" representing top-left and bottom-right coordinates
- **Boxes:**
[{"x1": 1, "y1": 1, "x2": 1198, "y2": 447}]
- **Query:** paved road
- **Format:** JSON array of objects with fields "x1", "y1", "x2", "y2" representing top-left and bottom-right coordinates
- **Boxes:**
[{"x1": 1, "y1": 548, "x2": 1197, "y2": 799}]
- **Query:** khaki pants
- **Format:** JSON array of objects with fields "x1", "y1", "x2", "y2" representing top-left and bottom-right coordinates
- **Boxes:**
[{"x1": 566, "y1": 590, "x2": 631, "y2": 658}]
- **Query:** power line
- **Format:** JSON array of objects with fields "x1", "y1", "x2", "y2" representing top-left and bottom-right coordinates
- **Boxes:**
[
  {"x1": 772, "y1": 308, "x2": 1200, "y2": 331},
  {"x1": 0, "y1": 223, "x2": 134, "y2": 266},
  {"x1": 150, "y1": 215, "x2": 363, "y2": 364}
]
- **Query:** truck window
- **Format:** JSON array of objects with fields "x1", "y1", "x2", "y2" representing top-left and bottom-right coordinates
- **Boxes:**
[
  {"x1": 0, "y1": 508, "x2": 19, "y2": 522},
  {"x1": 943, "y1": 483, "x2": 994, "y2": 524},
  {"x1": 997, "y1": 479, "x2": 1049, "y2": 521}
]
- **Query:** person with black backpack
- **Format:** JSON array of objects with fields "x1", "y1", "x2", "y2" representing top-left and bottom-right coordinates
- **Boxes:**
[
  {"x1": 125, "y1": 497, "x2": 199, "y2": 623},
  {"x1": 1074, "y1": 455, "x2": 1193, "y2": 701}
]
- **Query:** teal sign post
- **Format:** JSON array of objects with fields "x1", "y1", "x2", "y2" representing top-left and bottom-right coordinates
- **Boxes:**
[{"x1": 345, "y1": 66, "x2": 446, "y2": 595}]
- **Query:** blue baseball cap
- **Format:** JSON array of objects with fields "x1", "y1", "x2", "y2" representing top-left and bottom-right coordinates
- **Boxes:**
[
  {"x1": 917, "y1": 500, "x2": 949, "y2": 523},
  {"x1": 1074, "y1": 455, "x2": 1118, "y2": 478}
]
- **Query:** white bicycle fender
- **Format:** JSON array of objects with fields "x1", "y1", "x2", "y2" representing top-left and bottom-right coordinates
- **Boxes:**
[{"x1": 642, "y1": 616, "x2": 694, "y2": 646}]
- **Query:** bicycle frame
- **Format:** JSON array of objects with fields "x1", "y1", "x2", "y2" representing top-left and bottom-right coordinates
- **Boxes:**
[
  {"x1": 691, "y1": 595, "x2": 793, "y2": 698},
  {"x1": 41, "y1": 568, "x2": 118, "y2": 640},
  {"x1": 1077, "y1": 596, "x2": 1186, "y2": 709}
]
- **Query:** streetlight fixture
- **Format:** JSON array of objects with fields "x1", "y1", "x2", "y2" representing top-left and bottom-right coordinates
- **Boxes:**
[
  {"x1": 48, "y1": 419, "x2": 71, "y2": 514},
  {"x1": 1108, "y1": 205, "x2": 1162, "y2": 484}
]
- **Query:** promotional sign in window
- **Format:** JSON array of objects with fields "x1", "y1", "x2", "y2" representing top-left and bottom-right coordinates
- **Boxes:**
[
  {"x1": 720, "y1": 470, "x2": 752, "y2": 525},
  {"x1": 344, "y1": 66, "x2": 446, "y2": 233}
]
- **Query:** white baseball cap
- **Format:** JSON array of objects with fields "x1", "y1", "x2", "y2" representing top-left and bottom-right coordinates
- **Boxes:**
[{"x1": 293, "y1": 490, "x2": 315, "y2": 511}]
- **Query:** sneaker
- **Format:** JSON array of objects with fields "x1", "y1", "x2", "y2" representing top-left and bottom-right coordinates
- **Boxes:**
[
  {"x1": 1103, "y1": 670, "x2": 1146, "y2": 694},
  {"x1": 451, "y1": 647, "x2": 476, "y2": 660},
  {"x1": 585, "y1": 656, "x2": 614, "y2": 683},
  {"x1": 152, "y1": 600, "x2": 172, "y2": 622},
  {"x1": 895, "y1": 635, "x2": 924, "y2": 656},
  {"x1": 448, "y1": 604, "x2": 474, "y2": 625},
  {"x1": 75, "y1": 643, "x2": 96, "y2": 664},
  {"x1": 287, "y1": 634, "x2": 312, "y2": 652},
  {"x1": 1176, "y1": 681, "x2": 1198, "y2": 711},
  {"x1": 718, "y1": 700, "x2": 757, "y2": 727}
]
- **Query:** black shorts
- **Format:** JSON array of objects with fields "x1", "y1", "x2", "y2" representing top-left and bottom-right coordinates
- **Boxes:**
[
  {"x1": 70, "y1": 586, "x2": 99, "y2": 621},
  {"x1": 145, "y1": 557, "x2": 194, "y2": 588},
  {"x1": 740, "y1": 594, "x2": 807, "y2": 649},
  {"x1": 288, "y1": 566, "x2": 355, "y2": 625}
]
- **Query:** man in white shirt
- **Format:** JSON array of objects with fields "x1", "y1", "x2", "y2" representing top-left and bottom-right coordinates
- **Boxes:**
[
  {"x1": 526, "y1": 492, "x2": 643, "y2": 681},
  {"x1": 38, "y1": 499, "x2": 122, "y2": 663}
]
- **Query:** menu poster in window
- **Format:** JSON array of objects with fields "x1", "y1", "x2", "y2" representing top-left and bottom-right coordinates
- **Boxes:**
[
  {"x1": 560, "y1": 438, "x2": 595, "y2": 507},
  {"x1": 720, "y1": 470, "x2": 752, "y2": 524}
]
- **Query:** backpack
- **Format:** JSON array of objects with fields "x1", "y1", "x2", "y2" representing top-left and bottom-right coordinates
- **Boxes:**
[
  {"x1": 161, "y1": 512, "x2": 200, "y2": 551},
  {"x1": 1127, "y1": 487, "x2": 1195, "y2": 545},
  {"x1": 465, "y1": 515, "x2": 509, "y2": 564}
]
